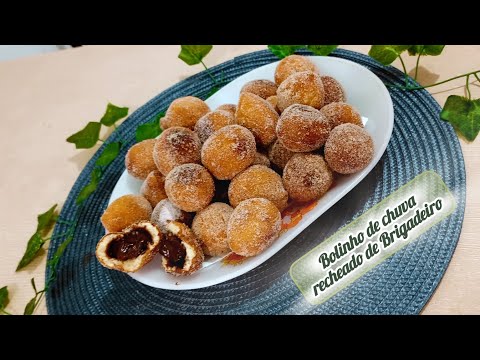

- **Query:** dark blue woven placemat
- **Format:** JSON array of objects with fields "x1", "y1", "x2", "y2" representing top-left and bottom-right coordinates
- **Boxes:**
[{"x1": 46, "y1": 49, "x2": 466, "y2": 315}]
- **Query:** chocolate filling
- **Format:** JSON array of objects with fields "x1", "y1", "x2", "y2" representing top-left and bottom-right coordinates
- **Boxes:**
[
  {"x1": 159, "y1": 233, "x2": 187, "y2": 268},
  {"x1": 107, "y1": 228, "x2": 153, "y2": 261}
]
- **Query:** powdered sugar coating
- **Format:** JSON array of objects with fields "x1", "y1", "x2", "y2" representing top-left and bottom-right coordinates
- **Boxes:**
[
  {"x1": 266, "y1": 95, "x2": 281, "y2": 114},
  {"x1": 277, "y1": 71, "x2": 325, "y2": 112},
  {"x1": 253, "y1": 152, "x2": 271, "y2": 167},
  {"x1": 320, "y1": 102, "x2": 363, "y2": 128},
  {"x1": 101, "y1": 194, "x2": 153, "y2": 233},
  {"x1": 324, "y1": 123, "x2": 374, "y2": 174},
  {"x1": 153, "y1": 126, "x2": 201, "y2": 176},
  {"x1": 192, "y1": 202, "x2": 234, "y2": 256},
  {"x1": 283, "y1": 153, "x2": 333, "y2": 203},
  {"x1": 194, "y1": 110, "x2": 236, "y2": 143},
  {"x1": 241, "y1": 79, "x2": 278, "y2": 100},
  {"x1": 165, "y1": 163, "x2": 215, "y2": 212},
  {"x1": 140, "y1": 170, "x2": 167, "y2": 207},
  {"x1": 227, "y1": 198, "x2": 282, "y2": 257},
  {"x1": 274, "y1": 55, "x2": 318, "y2": 85},
  {"x1": 151, "y1": 199, "x2": 193, "y2": 233},
  {"x1": 161, "y1": 96, "x2": 210, "y2": 130},
  {"x1": 276, "y1": 104, "x2": 332, "y2": 152},
  {"x1": 268, "y1": 139, "x2": 295, "y2": 170},
  {"x1": 216, "y1": 104, "x2": 237, "y2": 117},
  {"x1": 321, "y1": 76, "x2": 346, "y2": 105},
  {"x1": 236, "y1": 92, "x2": 279, "y2": 147},
  {"x1": 201, "y1": 125, "x2": 256, "y2": 180},
  {"x1": 125, "y1": 139, "x2": 158, "y2": 180}
]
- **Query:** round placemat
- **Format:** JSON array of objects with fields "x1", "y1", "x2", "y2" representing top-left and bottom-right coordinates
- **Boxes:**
[{"x1": 46, "y1": 49, "x2": 466, "y2": 315}]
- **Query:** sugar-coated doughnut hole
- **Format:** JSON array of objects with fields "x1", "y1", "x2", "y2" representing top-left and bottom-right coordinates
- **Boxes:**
[
  {"x1": 194, "y1": 110, "x2": 236, "y2": 143},
  {"x1": 192, "y1": 202, "x2": 234, "y2": 256},
  {"x1": 227, "y1": 198, "x2": 282, "y2": 257},
  {"x1": 101, "y1": 195, "x2": 153, "y2": 233},
  {"x1": 276, "y1": 104, "x2": 332, "y2": 152},
  {"x1": 151, "y1": 199, "x2": 193, "y2": 234},
  {"x1": 320, "y1": 102, "x2": 363, "y2": 129},
  {"x1": 277, "y1": 71, "x2": 325, "y2": 112},
  {"x1": 201, "y1": 125, "x2": 256, "y2": 180},
  {"x1": 274, "y1": 54, "x2": 318, "y2": 85},
  {"x1": 125, "y1": 139, "x2": 158, "y2": 180},
  {"x1": 253, "y1": 152, "x2": 271, "y2": 167},
  {"x1": 140, "y1": 170, "x2": 167, "y2": 207},
  {"x1": 153, "y1": 127, "x2": 201, "y2": 176},
  {"x1": 165, "y1": 163, "x2": 215, "y2": 212},
  {"x1": 282, "y1": 153, "x2": 333, "y2": 203},
  {"x1": 324, "y1": 123, "x2": 374, "y2": 174},
  {"x1": 216, "y1": 104, "x2": 237, "y2": 117},
  {"x1": 228, "y1": 165, "x2": 288, "y2": 211},
  {"x1": 268, "y1": 139, "x2": 295, "y2": 170},
  {"x1": 266, "y1": 95, "x2": 281, "y2": 114},
  {"x1": 241, "y1": 79, "x2": 278, "y2": 100},
  {"x1": 321, "y1": 76, "x2": 346, "y2": 105},
  {"x1": 161, "y1": 96, "x2": 210, "y2": 130},
  {"x1": 236, "y1": 92, "x2": 279, "y2": 147}
]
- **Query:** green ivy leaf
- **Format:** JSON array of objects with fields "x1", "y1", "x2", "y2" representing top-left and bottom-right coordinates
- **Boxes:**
[
  {"x1": 100, "y1": 103, "x2": 129, "y2": 126},
  {"x1": 440, "y1": 95, "x2": 480, "y2": 141},
  {"x1": 36, "y1": 204, "x2": 58, "y2": 234},
  {"x1": 16, "y1": 233, "x2": 46, "y2": 271},
  {"x1": 306, "y1": 45, "x2": 338, "y2": 56},
  {"x1": 66, "y1": 122, "x2": 101, "y2": 149},
  {"x1": 76, "y1": 168, "x2": 103, "y2": 205},
  {"x1": 368, "y1": 45, "x2": 412, "y2": 65},
  {"x1": 267, "y1": 45, "x2": 303, "y2": 59},
  {"x1": 95, "y1": 141, "x2": 122, "y2": 167},
  {"x1": 135, "y1": 112, "x2": 164, "y2": 142},
  {"x1": 47, "y1": 235, "x2": 73, "y2": 273},
  {"x1": 408, "y1": 45, "x2": 445, "y2": 56},
  {"x1": 178, "y1": 45, "x2": 213, "y2": 65},
  {"x1": 24, "y1": 297, "x2": 36, "y2": 315},
  {"x1": 0, "y1": 286, "x2": 9, "y2": 313}
]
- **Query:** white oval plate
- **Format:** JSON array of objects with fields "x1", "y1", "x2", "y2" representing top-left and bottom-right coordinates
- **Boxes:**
[{"x1": 108, "y1": 56, "x2": 394, "y2": 290}]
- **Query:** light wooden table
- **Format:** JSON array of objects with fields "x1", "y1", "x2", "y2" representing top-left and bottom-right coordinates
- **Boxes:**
[{"x1": 0, "y1": 45, "x2": 478, "y2": 315}]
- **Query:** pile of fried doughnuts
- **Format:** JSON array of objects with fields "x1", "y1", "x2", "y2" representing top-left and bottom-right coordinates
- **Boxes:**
[{"x1": 96, "y1": 54, "x2": 374, "y2": 276}]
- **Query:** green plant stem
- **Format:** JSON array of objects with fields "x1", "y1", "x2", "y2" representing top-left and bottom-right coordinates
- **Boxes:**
[
  {"x1": 200, "y1": 60, "x2": 219, "y2": 86},
  {"x1": 474, "y1": 72, "x2": 480, "y2": 84},
  {"x1": 394, "y1": 70, "x2": 480, "y2": 91},
  {"x1": 1, "y1": 309, "x2": 11, "y2": 315},
  {"x1": 398, "y1": 55, "x2": 409, "y2": 87},
  {"x1": 98, "y1": 139, "x2": 105, "y2": 143},
  {"x1": 466, "y1": 75, "x2": 471, "y2": 99},
  {"x1": 414, "y1": 46, "x2": 424, "y2": 81}
]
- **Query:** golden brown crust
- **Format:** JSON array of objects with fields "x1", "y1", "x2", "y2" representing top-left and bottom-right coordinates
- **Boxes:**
[
  {"x1": 201, "y1": 125, "x2": 256, "y2": 180},
  {"x1": 321, "y1": 76, "x2": 346, "y2": 105},
  {"x1": 277, "y1": 71, "x2": 325, "y2": 112},
  {"x1": 101, "y1": 195, "x2": 153, "y2": 233},
  {"x1": 228, "y1": 165, "x2": 288, "y2": 211},
  {"x1": 266, "y1": 95, "x2": 281, "y2": 114},
  {"x1": 153, "y1": 126, "x2": 202, "y2": 176},
  {"x1": 161, "y1": 96, "x2": 210, "y2": 130},
  {"x1": 320, "y1": 102, "x2": 363, "y2": 128},
  {"x1": 162, "y1": 221, "x2": 204, "y2": 276},
  {"x1": 140, "y1": 170, "x2": 167, "y2": 207},
  {"x1": 283, "y1": 153, "x2": 333, "y2": 203},
  {"x1": 276, "y1": 104, "x2": 332, "y2": 152},
  {"x1": 241, "y1": 79, "x2": 278, "y2": 100},
  {"x1": 268, "y1": 139, "x2": 295, "y2": 170},
  {"x1": 274, "y1": 55, "x2": 318, "y2": 85},
  {"x1": 216, "y1": 104, "x2": 237, "y2": 117},
  {"x1": 125, "y1": 139, "x2": 158, "y2": 180},
  {"x1": 227, "y1": 198, "x2": 281, "y2": 257},
  {"x1": 96, "y1": 221, "x2": 162, "y2": 273},
  {"x1": 253, "y1": 152, "x2": 271, "y2": 167},
  {"x1": 236, "y1": 92, "x2": 279, "y2": 147},
  {"x1": 194, "y1": 110, "x2": 236, "y2": 143}
]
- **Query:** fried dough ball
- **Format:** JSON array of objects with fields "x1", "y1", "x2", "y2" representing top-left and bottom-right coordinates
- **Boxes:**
[
  {"x1": 321, "y1": 76, "x2": 346, "y2": 105},
  {"x1": 151, "y1": 199, "x2": 193, "y2": 234},
  {"x1": 216, "y1": 104, "x2": 237, "y2": 117},
  {"x1": 161, "y1": 221, "x2": 204, "y2": 276},
  {"x1": 266, "y1": 95, "x2": 281, "y2": 114},
  {"x1": 165, "y1": 163, "x2": 215, "y2": 212},
  {"x1": 276, "y1": 71, "x2": 325, "y2": 112},
  {"x1": 274, "y1": 54, "x2": 318, "y2": 85},
  {"x1": 282, "y1": 154, "x2": 333, "y2": 203},
  {"x1": 101, "y1": 195, "x2": 153, "y2": 233},
  {"x1": 253, "y1": 152, "x2": 271, "y2": 167},
  {"x1": 140, "y1": 170, "x2": 167, "y2": 207},
  {"x1": 227, "y1": 198, "x2": 282, "y2": 257},
  {"x1": 96, "y1": 221, "x2": 162, "y2": 273},
  {"x1": 236, "y1": 92, "x2": 279, "y2": 147},
  {"x1": 324, "y1": 123, "x2": 374, "y2": 174},
  {"x1": 201, "y1": 125, "x2": 256, "y2": 180},
  {"x1": 241, "y1": 79, "x2": 278, "y2": 100},
  {"x1": 125, "y1": 139, "x2": 157, "y2": 180},
  {"x1": 276, "y1": 104, "x2": 332, "y2": 152},
  {"x1": 320, "y1": 102, "x2": 363, "y2": 128},
  {"x1": 268, "y1": 139, "x2": 295, "y2": 170},
  {"x1": 192, "y1": 202, "x2": 234, "y2": 256},
  {"x1": 153, "y1": 127, "x2": 201, "y2": 176},
  {"x1": 228, "y1": 165, "x2": 288, "y2": 211},
  {"x1": 160, "y1": 96, "x2": 210, "y2": 130},
  {"x1": 194, "y1": 110, "x2": 236, "y2": 143}
]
